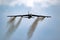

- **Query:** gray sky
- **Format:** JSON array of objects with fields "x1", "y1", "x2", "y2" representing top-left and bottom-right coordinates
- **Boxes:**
[{"x1": 0, "y1": 0, "x2": 60, "y2": 40}]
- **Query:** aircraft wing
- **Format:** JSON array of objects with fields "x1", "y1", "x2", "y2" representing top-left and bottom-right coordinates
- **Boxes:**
[
  {"x1": 7, "y1": 15, "x2": 29, "y2": 17},
  {"x1": 7, "y1": 14, "x2": 51, "y2": 18},
  {"x1": 32, "y1": 15, "x2": 51, "y2": 18}
]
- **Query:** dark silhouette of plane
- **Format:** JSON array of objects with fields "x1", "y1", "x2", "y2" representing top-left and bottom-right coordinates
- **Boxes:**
[{"x1": 8, "y1": 12, "x2": 51, "y2": 19}]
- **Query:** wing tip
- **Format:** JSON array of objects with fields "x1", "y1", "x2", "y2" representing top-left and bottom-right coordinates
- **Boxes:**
[{"x1": 46, "y1": 16, "x2": 51, "y2": 18}]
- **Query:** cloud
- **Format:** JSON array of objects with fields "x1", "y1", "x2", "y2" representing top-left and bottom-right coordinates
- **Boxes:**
[
  {"x1": 0, "y1": 0, "x2": 59, "y2": 7},
  {"x1": 1, "y1": 0, "x2": 59, "y2": 14}
]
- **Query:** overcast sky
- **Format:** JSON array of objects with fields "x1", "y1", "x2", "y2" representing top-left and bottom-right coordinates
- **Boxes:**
[{"x1": 0, "y1": 0, "x2": 60, "y2": 40}]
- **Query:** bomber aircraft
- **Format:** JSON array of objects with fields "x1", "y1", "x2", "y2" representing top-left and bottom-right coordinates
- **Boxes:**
[{"x1": 8, "y1": 12, "x2": 51, "y2": 19}]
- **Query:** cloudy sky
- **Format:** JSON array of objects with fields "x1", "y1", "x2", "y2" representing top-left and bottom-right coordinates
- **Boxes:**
[{"x1": 0, "y1": 0, "x2": 60, "y2": 40}]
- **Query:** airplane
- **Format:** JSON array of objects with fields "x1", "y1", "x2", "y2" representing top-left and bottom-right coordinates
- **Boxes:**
[{"x1": 7, "y1": 12, "x2": 51, "y2": 19}]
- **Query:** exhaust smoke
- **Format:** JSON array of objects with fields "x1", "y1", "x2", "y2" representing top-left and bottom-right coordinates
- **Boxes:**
[
  {"x1": 8, "y1": 17, "x2": 16, "y2": 23},
  {"x1": 4, "y1": 17, "x2": 22, "y2": 40},
  {"x1": 27, "y1": 17, "x2": 45, "y2": 40}
]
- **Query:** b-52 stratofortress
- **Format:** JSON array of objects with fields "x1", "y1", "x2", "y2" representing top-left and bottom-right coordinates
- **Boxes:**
[{"x1": 8, "y1": 12, "x2": 51, "y2": 19}]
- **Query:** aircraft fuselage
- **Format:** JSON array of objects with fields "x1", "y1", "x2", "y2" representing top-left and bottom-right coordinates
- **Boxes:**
[{"x1": 28, "y1": 14, "x2": 32, "y2": 19}]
